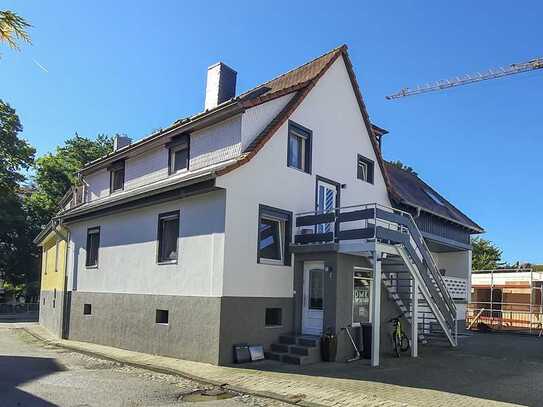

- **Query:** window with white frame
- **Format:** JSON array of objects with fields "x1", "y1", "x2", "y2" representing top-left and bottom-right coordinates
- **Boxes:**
[
  {"x1": 257, "y1": 205, "x2": 292, "y2": 265},
  {"x1": 287, "y1": 121, "x2": 312, "y2": 173},
  {"x1": 357, "y1": 154, "x2": 374, "y2": 184}
]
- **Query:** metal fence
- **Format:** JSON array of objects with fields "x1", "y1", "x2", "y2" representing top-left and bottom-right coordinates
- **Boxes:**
[
  {"x1": 0, "y1": 303, "x2": 39, "y2": 314},
  {"x1": 466, "y1": 302, "x2": 543, "y2": 335}
]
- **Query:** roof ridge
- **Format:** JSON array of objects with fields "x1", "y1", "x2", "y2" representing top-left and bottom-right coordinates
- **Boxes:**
[{"x1": 238, "y1": 44, "x2": 347, "y2": 98}]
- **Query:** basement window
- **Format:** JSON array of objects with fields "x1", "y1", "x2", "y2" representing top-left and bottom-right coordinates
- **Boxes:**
[
  {"x1": 265, "y1": 308, "x2": 282, "y2": 327},
  {"x1": 287, "y1": 121, "x2": 312, "y2": 173},
  {"x1": 157, "y1": 211, "x2": 180, "y2": 264},
  {"x1": 156, "y1": 309, "x2": 169, "y2": 324},
  {"x1": 85, "y1": 227, "x2": 100, "y2": 268},
  {"x1": 83, "y1": 304, "x2": 92, "y2": 315},
  {"x1": 357, "y1": 155, "x2": 374, "y2": 184}
]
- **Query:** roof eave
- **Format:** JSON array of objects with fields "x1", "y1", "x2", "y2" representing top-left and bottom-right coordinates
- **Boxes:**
[
  {"x1": 399, "y1": 198, "x2": 485, "y2": 234},
  {"x1": 79, "y1": 101, "x2": 245, "y2": 176}
]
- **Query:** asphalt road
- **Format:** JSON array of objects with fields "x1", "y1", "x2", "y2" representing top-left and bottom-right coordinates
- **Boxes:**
[{"x1": 0, "y1": 326, "x2": 286, "y2": 407}]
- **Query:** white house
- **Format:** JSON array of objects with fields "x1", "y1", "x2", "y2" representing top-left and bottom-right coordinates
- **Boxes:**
[{"x1": 36, "y1": 45, "x2": 483, "y2": 366}]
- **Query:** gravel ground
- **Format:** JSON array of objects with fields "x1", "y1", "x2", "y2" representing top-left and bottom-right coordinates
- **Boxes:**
[{"x1": 0, "y1": 327, "x2": 289, "y2": 407}]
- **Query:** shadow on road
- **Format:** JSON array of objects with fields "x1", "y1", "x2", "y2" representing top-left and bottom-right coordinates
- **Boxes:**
[{"x1": 0, "y1": 355, "x2": 65, "y2": 406}]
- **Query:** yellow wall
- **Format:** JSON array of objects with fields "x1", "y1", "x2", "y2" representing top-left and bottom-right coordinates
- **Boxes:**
[{"x1": 40, "y1": 232, "x2": 67, "y2": 292}]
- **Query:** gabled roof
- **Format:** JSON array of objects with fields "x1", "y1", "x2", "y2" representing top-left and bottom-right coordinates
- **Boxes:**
[
  {"x1": 384, "y1": 162, "x2": 484, "y2": 233},
  {"x1": 79, "y1": 45, "x2": 392, "y2": 201},
  {"x1": 216, "y1": 45, "x2": 392, "y2": 196},
  {"x1": 79, "y1": 46, "x2": 350, "y2": 175}
]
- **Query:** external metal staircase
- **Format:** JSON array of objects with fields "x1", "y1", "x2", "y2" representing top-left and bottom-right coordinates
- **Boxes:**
[{"x1": 294, "y1": 203, "x2": 457, "y2": 348}]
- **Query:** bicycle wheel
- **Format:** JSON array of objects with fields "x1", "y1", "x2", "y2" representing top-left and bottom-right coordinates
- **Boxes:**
[
  {"x1": 392, "y1": 334, "x2": 401, "y2": 357},
  {"x1": 400, "y1": 332, "x2": 410, "y2": 352}
]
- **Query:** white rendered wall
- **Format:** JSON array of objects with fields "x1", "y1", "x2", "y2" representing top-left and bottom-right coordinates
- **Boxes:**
[
  {"x1": 433, "y1": 251, "x2": 471, "y2": 280},
  {"x1": 66, "y1": 190, "x2": 226, "y2": 297},
  {"x1": 217, "y1": 56, "x2": 391, "y2": 298}
]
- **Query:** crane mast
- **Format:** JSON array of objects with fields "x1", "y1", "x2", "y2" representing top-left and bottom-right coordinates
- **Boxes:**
[{"x1": 386, "y1": 57, "x2": 543, "y2": 100}]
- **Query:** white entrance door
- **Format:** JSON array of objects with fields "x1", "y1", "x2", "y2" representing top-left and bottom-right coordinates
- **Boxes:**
[
  {"x1": 316, "y1": 179, "x2": 337, "y2": 234},
  {"x1": 302, "y1": 261, "x2": 324, "y2": 335}
]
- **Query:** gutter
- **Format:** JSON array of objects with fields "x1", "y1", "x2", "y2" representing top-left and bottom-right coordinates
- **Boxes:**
[{"x1": 58, "y1": 172, "x2": 217, "y2": 224}]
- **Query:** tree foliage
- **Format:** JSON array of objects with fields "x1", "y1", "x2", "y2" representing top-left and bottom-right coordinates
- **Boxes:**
[
  {"x1": 0, "y1": 100, "x2": 37, "y2": 291},
  {"x1": 388, "y1": 160, "x2": 418, "y2": 176},
  {"x1": 30, "y1": 134, "x2": 113, "y2": 222},
  {"x1": 0, "y1": 10, "x2": 31, "y2": 52},
  {"x1": 472, "y1": 237, "x2": 503, "y2": 271}
]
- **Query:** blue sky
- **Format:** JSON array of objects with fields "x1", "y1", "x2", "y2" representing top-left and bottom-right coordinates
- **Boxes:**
[{"x1": 2, "y1": 1, "x2": 542, "y2": 263}]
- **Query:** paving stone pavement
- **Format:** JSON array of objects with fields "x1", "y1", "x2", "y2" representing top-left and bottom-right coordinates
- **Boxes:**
[{"x1": 22, "y1": 325, "x2": 537, "y2": 407}]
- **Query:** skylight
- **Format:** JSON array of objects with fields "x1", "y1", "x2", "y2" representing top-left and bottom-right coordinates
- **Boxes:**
[{"x1": 425, "y1": 189, "x2": 445, "y2": 206}]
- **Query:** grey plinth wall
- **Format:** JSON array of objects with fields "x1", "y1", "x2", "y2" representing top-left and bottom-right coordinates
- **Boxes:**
[
  {"x1": 39, "y1": 289, "x2": 64, "y2": 338},
  {"x1": 68, "y1": 291, "x2": 222, "y2": 364},
  {"x1": 218, "y1": 296, "x2": 294, "y2": 365}
]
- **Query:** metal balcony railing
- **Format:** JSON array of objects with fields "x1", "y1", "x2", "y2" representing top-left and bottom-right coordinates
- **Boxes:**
[{"x1": 293, "y1": 202, "x2": 457, "y2": 336}]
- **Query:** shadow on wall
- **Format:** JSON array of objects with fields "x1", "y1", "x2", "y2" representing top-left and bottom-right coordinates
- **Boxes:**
[{"x1": 0, "y1": 355, "x2": 65, "y2": 406}]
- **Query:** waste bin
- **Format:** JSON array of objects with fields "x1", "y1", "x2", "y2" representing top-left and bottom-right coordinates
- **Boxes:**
[
  {"x1": 361, "y1": 323, "x2": 372, "y2": 359},
  {"x1": 320, "y1": 329, "x2": 337, "y2": 362}
]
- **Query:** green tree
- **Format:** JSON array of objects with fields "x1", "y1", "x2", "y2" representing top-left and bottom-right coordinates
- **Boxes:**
[
  {"x1": 30, "y1": 134, "x2": 114, "y2": 222},
  {"x1": 0, "y1": 100, "x2": 36, "y2": 290},
  {"x1": 472, "y1": 237, "x2": 503, "y2": 271},
  {"x1": 0, "y1": 10, "x2": 31, "y2": 52},
  {"x1": 388, "y1": 160, "x2": 418, "y2": 176}
]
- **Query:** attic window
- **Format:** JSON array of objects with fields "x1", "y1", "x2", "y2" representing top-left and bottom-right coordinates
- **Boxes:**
[
  {"x1": 108, "y1": 160, "x2": 125, "y2": 193},
  {"x1": 167, "y1": 134, "x2": 190, "y2": 174},
  {"x1": 425, "y1": 189, "x2": 445, "y2": 206}
]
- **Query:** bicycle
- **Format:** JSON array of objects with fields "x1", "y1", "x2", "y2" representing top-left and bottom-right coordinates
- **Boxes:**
[{"x1": 389, "y1": 314, "x2": 410, "y2": 357}]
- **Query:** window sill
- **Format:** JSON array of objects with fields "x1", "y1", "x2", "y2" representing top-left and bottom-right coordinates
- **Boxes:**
[
  {"x1": 155, "y1": 323, "x2": 169, "y2": 326},
  {"x1": 258, "y1": 259, "x2": 286, "y2": 267},
  {"x1": 265, "y1": 325, "x2": 283, "y2": 329},
  {"x1": 287, "y1": 165, "x2": 310, "y2": 175},
  {"x1": 85, "y1": 265, "x2": 99, "y2": 270},
  {"x1": 157, "y1": 260, "x2": 178, "y2": 265}
]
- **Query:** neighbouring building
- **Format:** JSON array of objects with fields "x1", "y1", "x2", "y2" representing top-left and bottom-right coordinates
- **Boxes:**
[
  {"x1": 35, "y1": 45, "x2": 483, "y2": 366},
  {"x1": 470, "y1": 267, "x2": 543, "y2": 331}
]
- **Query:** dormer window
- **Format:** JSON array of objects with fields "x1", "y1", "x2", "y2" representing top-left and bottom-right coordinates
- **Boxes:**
[
  {"x1": 167, "y1": 134, "x2": 190, "y2": 175},
  {"x1": 108, "y1": 160, "x2": 125, "y2": 193}
]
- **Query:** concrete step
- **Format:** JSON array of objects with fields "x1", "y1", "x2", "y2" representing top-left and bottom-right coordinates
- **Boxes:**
[
  {"x1": 270, "y1": 343, "x2": 289, "y2": 353},
  {"x1": 264, "y1": 351, "x2": 285, "y2": 361},
  {"x1": 278, "y1": 335, "x2": 297, "y2": 345},
  {"x1": 268, "y1": 334, "x2": 321, "y2": 365},
  {"x1": 281, "y1": 353, "x2": 317, "y2": 366}
]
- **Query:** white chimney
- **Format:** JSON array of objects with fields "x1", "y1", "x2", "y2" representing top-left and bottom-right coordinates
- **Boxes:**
[
  {"x1": 113, "y1": 135, "x2": 132, "y2": 151},
  {"x1": 205, "y1": 62, "x2": 237, "y2": 111}
]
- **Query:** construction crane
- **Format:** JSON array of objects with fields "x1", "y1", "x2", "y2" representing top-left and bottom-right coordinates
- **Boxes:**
[{"x1": 386, "y1": 57, "x2": 543, "y2": 100}]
